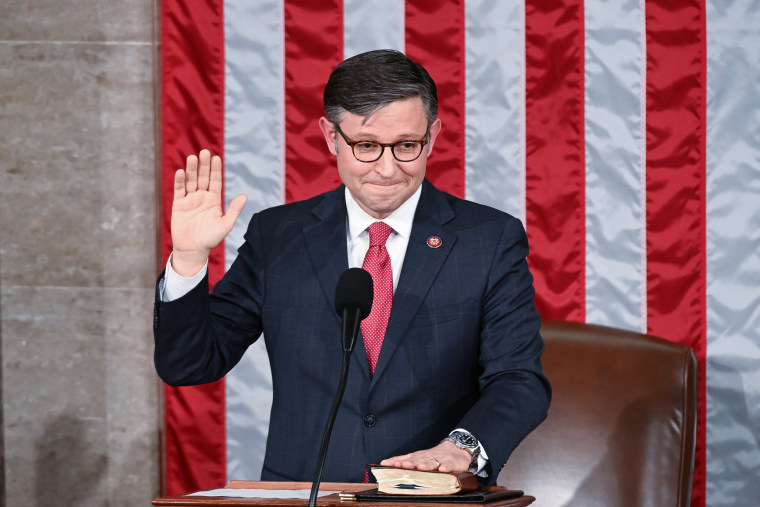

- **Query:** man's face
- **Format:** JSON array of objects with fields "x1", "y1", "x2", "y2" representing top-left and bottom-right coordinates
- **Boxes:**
[{"x1": 319, "y1": 97, "x2": 442, "y2": 219}]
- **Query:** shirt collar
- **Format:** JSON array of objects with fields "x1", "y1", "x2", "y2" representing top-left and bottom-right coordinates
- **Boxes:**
[{"x1": 345, "y1": 184, "x2": 422, "y2": 240}]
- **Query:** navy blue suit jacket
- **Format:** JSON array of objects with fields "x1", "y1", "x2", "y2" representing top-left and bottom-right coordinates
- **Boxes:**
[{"x1": 154, "y1": 179, "x2": 550, "y2": 484}]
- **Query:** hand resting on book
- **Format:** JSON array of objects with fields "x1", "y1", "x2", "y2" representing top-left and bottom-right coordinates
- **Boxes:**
[{"x1": 379, "y1": 440, "x2": 473, "y2": 474}]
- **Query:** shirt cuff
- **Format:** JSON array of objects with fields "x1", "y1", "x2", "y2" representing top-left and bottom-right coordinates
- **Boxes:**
[
  {"x1": 451, "y1": 428, "x2": 489, "y2": 477},
  {"x1": 160, "y1": 252, "x2": 208, "y2": 302}
]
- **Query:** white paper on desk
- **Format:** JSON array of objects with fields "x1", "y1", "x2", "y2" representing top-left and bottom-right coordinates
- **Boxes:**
[{"x1": 187, "y1": 489, "x2": 333, "y2": 499}]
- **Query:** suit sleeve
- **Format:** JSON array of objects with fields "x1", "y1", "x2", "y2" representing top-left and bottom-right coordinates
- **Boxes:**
[
  {"x1": 153, "y1": 214, "x2": 267, "y2": 386},
  {"x1": 456, "y1": 216, "x2": 551, "y2": 480}
]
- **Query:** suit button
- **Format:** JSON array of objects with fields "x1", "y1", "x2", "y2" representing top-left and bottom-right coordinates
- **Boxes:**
[{"x1": 364, "y1": 414, "x2": 377, "y2": 427}]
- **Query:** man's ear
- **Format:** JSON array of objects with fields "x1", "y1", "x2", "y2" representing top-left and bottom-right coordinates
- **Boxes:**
[
  {"x1": 426, "y1": 118, "x2": 442, "y2": 154},
  {"x1": 318, "y1": 117, "x2": 339, "y2": 156}
]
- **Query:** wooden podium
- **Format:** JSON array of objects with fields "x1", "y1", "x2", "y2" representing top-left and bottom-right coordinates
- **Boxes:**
[{"x1": 152, "y1": 481, "x2": 535, "y2": 506}]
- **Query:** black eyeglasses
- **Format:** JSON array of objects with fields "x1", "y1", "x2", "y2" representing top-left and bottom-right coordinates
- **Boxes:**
[{"x1": 334, "y1": 124, "x2": 429, "y2": 163}]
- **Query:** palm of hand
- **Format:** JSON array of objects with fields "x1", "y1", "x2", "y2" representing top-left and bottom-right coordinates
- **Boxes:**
[
  {"x1": 169, "y1": 150, "x2": 247, "y2": 274},
  {"x1": 172, "y1": 187, "x2": 230, "y2": 254}
]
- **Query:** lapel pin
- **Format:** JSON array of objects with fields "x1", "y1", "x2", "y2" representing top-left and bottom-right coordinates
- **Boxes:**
[{"x1": 426, "y1": 236, "x2": 442, "y2": 248}]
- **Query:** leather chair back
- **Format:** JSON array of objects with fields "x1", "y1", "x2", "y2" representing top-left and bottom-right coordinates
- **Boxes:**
[{"x1": 499, "y1": 321, "x2": 697, "y2": 507}]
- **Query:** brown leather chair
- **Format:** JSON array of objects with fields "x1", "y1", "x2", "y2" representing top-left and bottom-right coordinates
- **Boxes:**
[{"x1": 499, "y1": 321, "x2": 697, "y2": 507}]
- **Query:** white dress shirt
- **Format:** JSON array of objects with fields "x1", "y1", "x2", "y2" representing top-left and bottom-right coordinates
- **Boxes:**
[{"x1": 344, "y1": 185, "x2": 420, "y2": 290}]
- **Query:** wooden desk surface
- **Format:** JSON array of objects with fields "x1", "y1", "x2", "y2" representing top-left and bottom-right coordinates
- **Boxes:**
[{"x1": 152, "y1": 481, "x2": 535, "y2": 507}]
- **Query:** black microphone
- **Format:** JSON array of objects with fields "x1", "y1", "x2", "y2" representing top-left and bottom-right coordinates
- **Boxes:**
[
  {"x1": 309, "y1": 268, "x2": 374, "y2": 507},
  {"x1": 334, "y1": 268, "x2": 373, "y2": 352}
]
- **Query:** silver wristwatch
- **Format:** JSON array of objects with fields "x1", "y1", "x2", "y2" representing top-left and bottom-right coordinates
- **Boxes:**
[{"x1": 442, "y1": 430, "x2": 481, "y2": 465}]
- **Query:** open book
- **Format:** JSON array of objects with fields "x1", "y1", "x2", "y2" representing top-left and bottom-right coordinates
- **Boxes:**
[{"x1": 369, "y1": 465, "x2": 479, "y2": 495}]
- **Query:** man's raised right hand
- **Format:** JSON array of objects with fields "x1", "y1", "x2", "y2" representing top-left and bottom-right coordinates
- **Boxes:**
[{"x1": 170, "y1": 149, "x2": 247, "y2": 277}]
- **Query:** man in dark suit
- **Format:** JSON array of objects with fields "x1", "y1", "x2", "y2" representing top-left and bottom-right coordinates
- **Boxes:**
[{"x1": 154, "y1": 49, "x2": 550, "y2": 484}]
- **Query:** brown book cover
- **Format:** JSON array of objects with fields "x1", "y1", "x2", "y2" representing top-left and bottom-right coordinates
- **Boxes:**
[{"x1": 369, "y1": 465, "x2": 479, "y2": 496}]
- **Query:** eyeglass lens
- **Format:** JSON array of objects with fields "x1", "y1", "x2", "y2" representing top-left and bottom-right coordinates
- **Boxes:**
[{"x1": 353, "y1": 141, "x2": 423, "y2": 162}]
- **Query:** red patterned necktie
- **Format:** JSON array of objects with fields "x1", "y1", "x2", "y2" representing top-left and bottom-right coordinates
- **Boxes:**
[{"x1": 361, "y1": 222, "x2": 394, "y2": 376}]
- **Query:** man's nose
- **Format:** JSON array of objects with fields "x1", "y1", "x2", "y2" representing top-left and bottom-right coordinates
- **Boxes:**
[{"x1": 374, "y1": 147, "x2": 396, "y2": 176}]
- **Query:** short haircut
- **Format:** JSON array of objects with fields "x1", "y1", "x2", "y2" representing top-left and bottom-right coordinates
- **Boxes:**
[{"x1": 323, "y1": 49, "x2": 438, "y2": 126}]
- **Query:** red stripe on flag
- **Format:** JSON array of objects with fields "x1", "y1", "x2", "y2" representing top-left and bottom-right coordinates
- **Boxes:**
[
  {"x1": 644, "y1": 2, "x2": 706, "y2": 505},
  {"x1": 405, "y1": 0, "x2": 466, "y2": 198},
  {"x1": 160, "y1": 0, "x2": 227, "y2": 495},
  {"x1": 284, "y1": 0, "x2": 344, "y2": 203},
  {"x1": 524, "y1": 0, "x2": 586, "y2": 321}
]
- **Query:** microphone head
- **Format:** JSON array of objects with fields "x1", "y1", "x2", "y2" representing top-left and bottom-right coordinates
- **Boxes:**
[{"x1": 334, "y1": 268, "x2": 373, "y2": 320}]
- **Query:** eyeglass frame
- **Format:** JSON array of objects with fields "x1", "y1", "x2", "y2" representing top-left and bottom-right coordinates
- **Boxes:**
[{"x1": 333, "y1": 123, "x2": 430, "y2": 163}]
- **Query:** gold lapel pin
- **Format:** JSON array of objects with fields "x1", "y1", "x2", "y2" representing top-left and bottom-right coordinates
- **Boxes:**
[{"x1": 426, "y1": 236, "x2": 442, "y2": 248}]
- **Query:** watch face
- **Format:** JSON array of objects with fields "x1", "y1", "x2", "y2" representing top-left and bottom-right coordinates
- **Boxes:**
[{"x1": 456, "y1": 432, "x2": 477, "y2": 448}]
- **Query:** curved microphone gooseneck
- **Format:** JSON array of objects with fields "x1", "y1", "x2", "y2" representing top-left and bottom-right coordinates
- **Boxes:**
[{"x1": 308, "y1": 268, "x2": 373, "y2": 507}]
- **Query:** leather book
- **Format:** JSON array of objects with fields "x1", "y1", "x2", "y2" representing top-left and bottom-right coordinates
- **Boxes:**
[{"x1": 369, "y1": 465, "x2": 479, "y2": 495}]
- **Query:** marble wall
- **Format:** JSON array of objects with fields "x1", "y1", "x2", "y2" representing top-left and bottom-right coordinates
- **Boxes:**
[{"x1": 0, "y1": 1, "x2": 161, "y2": 505}]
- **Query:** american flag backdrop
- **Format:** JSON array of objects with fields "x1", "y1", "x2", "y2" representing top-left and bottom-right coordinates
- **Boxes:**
[{"x1": 158, "y1": 1, "x2": 760, "y2": 505}]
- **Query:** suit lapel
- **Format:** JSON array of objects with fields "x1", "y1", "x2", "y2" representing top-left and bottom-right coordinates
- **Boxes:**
[
  {"x1": 303, "y1": 186, "x2": 349, "y2": 323},
  {"x1": 371, "y1": 180, "x2": 457, "y2": 384},
  {"x1": 303, "y1": 186, "x2": 371, "y2": 379}
]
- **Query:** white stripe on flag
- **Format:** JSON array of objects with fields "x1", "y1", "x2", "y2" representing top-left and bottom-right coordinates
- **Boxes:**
[
  {"x1": 705, "y1": 1, "x2": 760, "y2": 504},
  {"x1": 464, "y1": 0, "x2": 526, "y2": 223},
  {"x1": 344, "y1": 0, "x2": 405, "y2": 58},
  {"x1": 224, "y1": 0, "x2": 283, "y2": 481},
  {"x1": 583, "y1": 0, "x2": 646, "y2": 332}
]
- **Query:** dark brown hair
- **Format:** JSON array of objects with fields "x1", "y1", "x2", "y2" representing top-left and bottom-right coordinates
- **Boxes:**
[{"x1": 323, "y1": 49, "x2": 438, "y2": 126}]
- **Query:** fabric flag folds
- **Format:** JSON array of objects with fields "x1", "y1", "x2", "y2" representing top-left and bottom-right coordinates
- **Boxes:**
[{"x1": 159, "y1": 1, "x2": 760, "y2": 506}]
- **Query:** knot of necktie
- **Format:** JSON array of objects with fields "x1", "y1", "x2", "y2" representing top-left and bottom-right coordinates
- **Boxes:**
[{"x1": 368, "y1": 221, "x2": 393, "y2": 247}]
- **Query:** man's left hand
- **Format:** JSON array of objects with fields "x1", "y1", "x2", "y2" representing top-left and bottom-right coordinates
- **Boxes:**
[{"x1": 379, "y1": 440, "x2": 472, "y2": 473}]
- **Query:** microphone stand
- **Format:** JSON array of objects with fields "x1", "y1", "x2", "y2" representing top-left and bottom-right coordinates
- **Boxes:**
[{"x1": 308, "y1": 307, "x2": 362, "y2": 507}]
